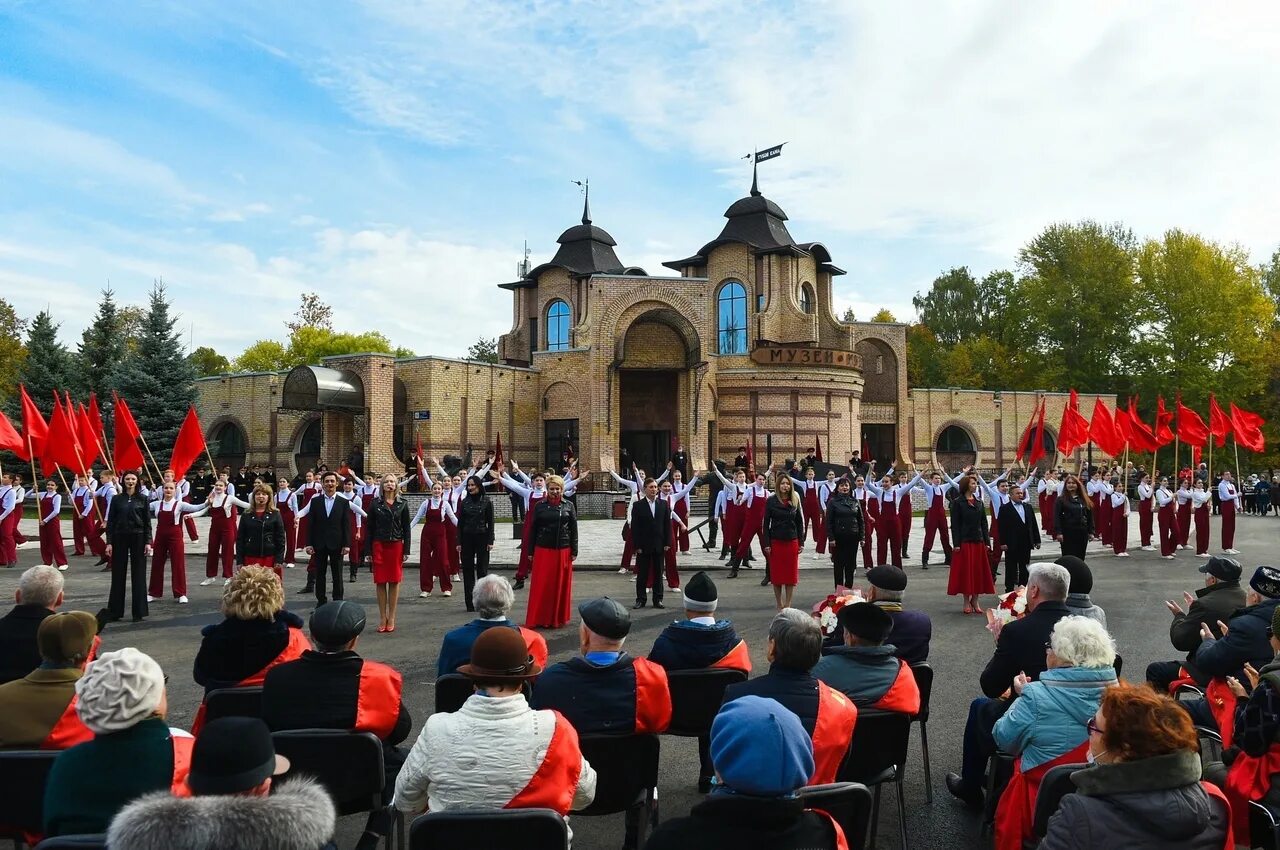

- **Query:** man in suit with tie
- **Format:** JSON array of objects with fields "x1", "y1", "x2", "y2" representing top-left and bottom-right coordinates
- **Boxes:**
[
  {"x1": 997, "y1": 483, "x2": 1041, "y2": 592},
  {"x1": 305, "y1": 471, "x2": 352, "y2": 604},
  {"x1": 630, "y1": 478, "x2": 672, "y2": 610}
]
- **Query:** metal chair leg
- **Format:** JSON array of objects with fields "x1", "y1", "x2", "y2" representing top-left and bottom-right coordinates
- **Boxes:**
[
  {"x1": 920, "y1": 721, "x2": 933, "y2": 804},
  {"x1": 870, "y1": 783, "x2": 882, "y2": 847},
  {"x1": 897, "y1": 777, "x2": 909, "y2": 849}
]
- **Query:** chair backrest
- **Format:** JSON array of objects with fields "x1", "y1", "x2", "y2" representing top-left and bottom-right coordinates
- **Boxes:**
[
  {"x1": 665, "y1": 668, "x2": 749, "y2": 737},
  {"x1": 798, "y1": 782, "x2": 874, "y2": 850},
  {"x1": 34, "y1": 836, "x2": 108, "y2": 849},
  {"x1": 203, "y1": 685, "x2": 264, "y2": 723},
  {"x1": 271, "y1": 730, "x2": 384, "y2": 816},
  {"x1": 0, "y1": 749, "x2": 60, "y2": 836},
  {"x1": 836, "y1": 710, "x2": 911, "y2": 785},
  {"x1": 1114, "y1": 654, "x2": 1123, "y2": 679},
  {"x1": 1250, "y1": 800, "x2": 1280, "y2": 850},
  {"x1": 435, "y1": 674, "x2": 532, "y2": 715},
  {"x1": 409, "y1": 807, "x2": 569, "y2": 850},
  {"x1": 575, "y1": 734, "x2": 660, "y2": 816},
  {"x1": 1031, "y1": 763, "x2": 1086, "y2": 838},
  {"x1": 909, "y1": 662, "x2": 933, "y2": 723}
]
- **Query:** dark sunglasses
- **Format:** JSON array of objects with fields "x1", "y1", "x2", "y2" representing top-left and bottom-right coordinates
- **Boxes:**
[{"x1": 1086, "y1": 717, "x2": 1102, "y2": 736}]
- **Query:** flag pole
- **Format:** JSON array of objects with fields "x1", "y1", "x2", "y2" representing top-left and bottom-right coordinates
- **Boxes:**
[
  {"x1": 137, "y1": 433, "x2": 165, "y2": 488},
  {"x1": 26, "y1": 434, "x2": 39, "y2": 492},
  {"x1": 68, "y1": 434, "x2": 104, "y2": 525}
]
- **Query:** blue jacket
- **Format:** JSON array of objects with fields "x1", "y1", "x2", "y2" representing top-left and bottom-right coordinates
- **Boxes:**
[
  {"x1": 648, "y1": 619, "x2": 740, "y2": 671},
  {"x1": 812, "y1": 644, "x2": 901, "y2": 707},
  {"x1": 436, "y1": 619, "x2": 521, "y2": 677},
  {"x1": 992, "y1": 665, "x2": 1118, "y2": 771},
  {"x1": 1193, "y1": 597, "x2": 1280, "y2": 682},
  {"x1": 874, "y1": 603, "x2": 932, "y2": 664}
]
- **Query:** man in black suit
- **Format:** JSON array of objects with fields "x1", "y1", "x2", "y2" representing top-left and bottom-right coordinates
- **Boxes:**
[
  {"x1": 305, "y1": 471, "x2": 351, "y2": 604},
  {"x1": 945, "y1": 562, "x2": 1071, "y2": 807},
  {"x1": 630, "y1": 478, "x2": 671, "y2": 610},
  {"x1": 997, "y1": 484, "x2": 1041, "y2": 592}
]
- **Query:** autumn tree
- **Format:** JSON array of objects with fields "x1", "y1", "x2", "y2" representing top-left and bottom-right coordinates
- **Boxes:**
[
  {"x1": 286, "y1": 292, "x2": 334, "y2": 334},
  {"x1": 0, "y1": 298, "x2": 27, "y2": 405},
  {"x1": 9, "y1": 310, "x2": 72, "y2": 419},
  {"x1": 870, "y1": 308, "x2": 897, "y2": 323},
  {"x1": 189, "y1": 346, "x2": 231, "y2": 377}
]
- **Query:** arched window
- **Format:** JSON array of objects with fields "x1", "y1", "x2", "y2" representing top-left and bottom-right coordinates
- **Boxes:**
[
  {"x1": 936, "y1": 425, "x2": 975, "y2": 453},
  {"x1": 717, "y1": 281, "x2": 748, "y2": 355},
  {"x1": 799, "y1": 283, "x2": 814, "y2": 314},
  {"x1": 209, "y1": 421, "x2": 248, "y2": 471},
  {"x1": 545, "y1": 300, "x2": 570, "y2": 351}
]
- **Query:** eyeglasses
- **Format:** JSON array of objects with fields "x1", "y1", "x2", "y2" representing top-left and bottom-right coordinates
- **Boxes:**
[
  {"x1": 1086, "y1": 717, "x2": 1103, "y2": 736},
  {"x1": 1044, "y1": 640, "x2": 1054, "y2": 652}
]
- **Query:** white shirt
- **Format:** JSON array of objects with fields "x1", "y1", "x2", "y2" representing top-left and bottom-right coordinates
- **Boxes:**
[{"x1": 1011, "y1": 502, "x2": 1026, "y2": 523}]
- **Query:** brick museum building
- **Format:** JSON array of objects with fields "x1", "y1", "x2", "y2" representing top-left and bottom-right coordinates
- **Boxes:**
[{"x1": 195, "y1": 177, "x2": 1115, "y2": 485}]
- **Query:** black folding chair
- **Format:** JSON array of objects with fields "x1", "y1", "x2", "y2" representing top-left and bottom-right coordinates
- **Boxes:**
[
  {"x1": 980, "y1": 751, "x2": 1015, "y2": 836},
  {"x1": 836, "y1": 709, "x2": 912, "y2": 849},
  {"x1": 409, "y1": 808, "x2": 568, "y2": 850},
  {"x1": 34, "y1": 837, "x2": 107, "y2": 849},
  {"x1": 576, "y1": 734, "x2": 660, "y2": 850},
  {"x1": 271, "y1": 730, "x2": 404, "y2": 850},
  {"x1": 909, "y1": 662, "x2": 934, "y2": 803},
  {"x1": 203, "y1": 685, "x2": 264, "y2": 723},
  {"x1": 434, "y1": 673, "x2": 531, "y2": 715},
  {"x1": 665, "y1": 667, "x2": 748, "y2": 787},
  {"x1": 1175, "y1": 682, "x2": 1205, "y2": 702},
  {"x1": 798, "y1": 782, "x2": 875, "y2": 850},
  {"x1": 1250, "y1": 800, "x2": 1280, "y2": 850},
  {"x1": 1031, "y1": 762, "x2": 1085, "y2": 840},
  {"x1": 0, "y1": 749, "x2": 60, "y2": 847}
]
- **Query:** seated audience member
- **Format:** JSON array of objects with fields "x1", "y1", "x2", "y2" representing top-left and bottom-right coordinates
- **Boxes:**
[
  {"x1": 435, "y1": 574, "x2": 549, "y2": 675},
  {"x1": 991, "y1": 616, "x2": 1119, "y2": 850},
  {"x1": 643, "y1": 696, "x2": 846, "y2": 850},
  {"x1": 1039, "y1": 683, "x2": 1230, "y2": 850},
  {"x1": 648, "y1": 571, "x2": 750, "y2": 672},
  {"x1": 866, "y1": 565, "x2": 932, "y2": 664},
  {"x1": 1055, "y1": 556, "x2": 1107, "y2": 627},
  {"x1": 393, "y1": 627, "x2": 596, "y2": 821},
  {"x1": 44, "y1": 648, "x2": 194, "y2": 837},
  {"x1": 533, "y1": 597, "x2": 673, "y2": 736},
  {"x1": 191, "y1": 566, "x2": 309, "y2": 729},
  {"x1": 812, "y1": 601, "x2": 920, "y2": 712},
  {"x1": 945, "y1": 562, "x2": 1072, "y2": 807},
  {"x1": 262, "y1": 602, "x2": 410, "y2": 779},
  {"x1": 0, "y1": 611, "x2": 98, "y2": 748},
  {"x1": 0, "y1": 565, "x2": 64, "y2": 684},
  {"x1": 1146, "y1": 556, "x2": 1246, "y2": 693},
  {"x1": 722, "y1": 608, "x2": 856, "y2": 785},
  {"x1": 108, "y1": 717, "x2": 336, "y2": 850}
]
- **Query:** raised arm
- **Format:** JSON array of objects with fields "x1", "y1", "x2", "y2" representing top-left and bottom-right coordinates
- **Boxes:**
[
  {"x1": 500, "y1": 472, "x2": 533, "y2": 499},
  {"x1": 607, "y1": 469, "x2": 640, "y2": 493}
]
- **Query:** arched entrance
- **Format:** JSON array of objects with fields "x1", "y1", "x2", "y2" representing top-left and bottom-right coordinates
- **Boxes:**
[
  {"x1": 935, "y1": 424, "x2": 978, "y2": 470},
  {"x1": 616, "y1": 307, "x2": 700, "y2": 476},
  {"x1": 209, "y1": 421, "x2": 247, "y2": 472},
  {"x1": 295, "y1": 418, "x2": 323, "y2": 475}
]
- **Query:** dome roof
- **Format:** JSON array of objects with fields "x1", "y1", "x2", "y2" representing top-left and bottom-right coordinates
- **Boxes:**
[
  {"x1": 518, "y1": 195, "x2": 626, "y2": 282},
  {"x1": 663, "y1": 171, "x2": 796, "y2": 269}
]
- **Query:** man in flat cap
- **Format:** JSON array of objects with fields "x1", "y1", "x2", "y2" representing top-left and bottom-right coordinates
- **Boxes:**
[
  {"x1": 813, "y1": 602, "x2": 920, "y2": 713},
  {"x1": 1146, "y1": 556, "x2": 1246, "y2": 693},
  {"x1": 866, "y1": 565, "x2": 931, "y2": 665},
  {"x1": 648, "y1": 572, "x2": 751, "y2": 673},
  {"x1": 0, "y1": 611, "x2": 98, "y2": 748}
]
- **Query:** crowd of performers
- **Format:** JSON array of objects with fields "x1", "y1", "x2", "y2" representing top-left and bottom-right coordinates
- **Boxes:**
[{"x1": 0, "y1": 444, "x2": 1253, "y2": 630}]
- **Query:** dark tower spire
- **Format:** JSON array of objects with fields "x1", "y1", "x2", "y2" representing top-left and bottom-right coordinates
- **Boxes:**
[{"x1": 750, "y1": 158, "x2": 760, "y2": 197}]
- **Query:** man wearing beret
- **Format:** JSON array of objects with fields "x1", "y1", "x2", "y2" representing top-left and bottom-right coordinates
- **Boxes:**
[
  {"x1": 813, "y1": 602, "x2": 920, "y2": 713},
  {"x1": 0, "y1": 611, "x2": 98, "y2": 748},
  {"x1": 866, "y1": 566, "x2": 932, "y2": 665},
  {"x1": 648, "y1": 572, "x2": 751, "y2": 673},
  {"x1": 1146, "y1": 556, "x2": 1247, "y2": 693}
]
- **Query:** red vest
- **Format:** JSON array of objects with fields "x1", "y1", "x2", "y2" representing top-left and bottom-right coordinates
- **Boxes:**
[
  {"x1": 171, "y1": 733, "x2": 196, "y2": 797},
  {"x1": 1226, "y1": 745, "x2": 1280, "y2": 842},
  {"x1": 710, "y1": 640, "x2": 753, "y2": 675},
  {"x1": 354, "y1": 660, "x2": 403, "y2": 740},
  {"x1": 994, "y1": 742, "x2": 1089, "y2": 850},
  {"x1": 40, "y1": 697, "x2": 94, "y2": 750},
  {"x1": 505, "y1": 713, "x2": 583, "y2": 816},
  {"x1": 870, "y1": 660, "x2": 921, "y2": 715},
  {"x1": 1206, "y1": 677, "x2": 1237, "y2": 750},
  {"x1": 632, "y1": 657, "x2": 673, "y2": 735},
  {"x1": 520, "y1": 627, "x2": 549, "y2": 670},
  {"x1": 809, "y1": 682, "x2": 857, "y2": 785},
  {"x1": 190, "y1": 626, "x2": 311, "y2": 734}
]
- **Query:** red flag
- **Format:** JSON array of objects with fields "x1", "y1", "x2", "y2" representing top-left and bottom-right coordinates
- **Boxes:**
[
  {"x1": 1088, "y1": 399, "x2": 1123, "y2": 456},
  {"x1": 1193, "y1": 445, "x2": 1202, "y2": 466},
  {"x1": 861, "y1": 434, "x2": 871, "y2": 461},
  {"x1": 1154, "y1": 396, "x2": 1174, "y2": 447},
  {"x1": 41, "y1": 393, "x2": 85, "y2": 477},
  {"x1": 1208, "y1": 395, "x2": 1230, "y2": 449},
  {"x1": 75, "y1": 402, "x2": 100, "y2": 469},
  {"x1": 1015, "y1": 399, "x2": 1040, "y2": 461},
  {"x1": 1113, "y1": 401, "x2": 1132, "y2": 451},
  {"x1": 87, "y1": 393, "x2": 105, "y2": 440},
  {"x1": 1229, "y1": 403, "x2": 1266, "y2": 453},
  {"x1": 1175, "y1": 395, "x2": 1209, "y2": 448},
  {"x1": 170, "y1": 407, "x2": 207, "y2": 480},
  {"x1": 0, "y1": 410, "x2": 22, "y2": 455},
  {"x1": 17, "y1": 385, "x2": 49, "y2": 462},
  {"x1": 1028, "y1": 400, "x2": 1048, "y2": 466},
  {"x1": 746, "y1": 440, "x2": 755, "y2": 474},
  {"x1": 111, "y1": 393, "x2": 146, "y2": 474},
  {"x1": 1126, "y1": 398, "x2": 1158, "y2": 453},
  {"x1": 492, "y1": 433, "x2": 502, "y2": 466},
  {"x1": 815, "y1": 436, "x2": 823, "y2": 462},
  {"x1": 1058, "y1": 390, "x2": 1090, "y2": 455}
]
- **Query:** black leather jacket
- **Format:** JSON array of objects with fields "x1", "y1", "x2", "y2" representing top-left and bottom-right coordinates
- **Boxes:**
[
  {"x1": 825, "y1": 493, "x2": 865, "y2": 540},
  {"x1": 761, "y1": 495, "x2": 805, "y2": 547},
  {"x1": 366, "y1": 498, "x2": 412, "y2": 557},
  {"x1": 531, "y1": 499, "x2": 577, "y2": 555},
  {"x1": 456, "y1": 494, "x2": 494, "y2": 544}
]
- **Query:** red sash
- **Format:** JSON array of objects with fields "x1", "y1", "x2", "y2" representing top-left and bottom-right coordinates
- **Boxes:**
[
  {"x1": 710, "y1": 640, "x2": 752, "y2": 674},
  {"x1": 810, "y1": 809, "x2": 850, "y2": 850},
  {"x1": 1226, "y1": 745, "x2": 1280, "y2": 840},
  {"x1": 810, "y1": 682, "x2": 857, "y2": 785},
  {"x1": 993, "y1": 742, "x2": 1090, "y2": 850},
  {"x1": 354, "y1": 661, "x2": 403, "y2": 740},
  {"x1": 1166, "y1": 665, "x2": 1197, "y2": 695},
  {"x1": 632, "y1": 657, "x2": 673, "y2": 734},
  {"x1": 41, "y1": 697, "x2": 94, "y2": 750},
  {"x1": 871, "y1": 660, "x2": 921, "y2": 715},
  {"x1": 1206, "y1": 677, "x2": 1237, "y2": 749},
  {"x1": 519, "y1": 626, "x2": 550, "y2": 670},
  {"x1": 171, "y1": 733, "x2": 196, "y2": 797},
  {"x1": 505, "y1": 713, "x2": 583, "y2": 816},
  {"x1": 190, "y1": 626, "x2": 311, "y2": 734}
]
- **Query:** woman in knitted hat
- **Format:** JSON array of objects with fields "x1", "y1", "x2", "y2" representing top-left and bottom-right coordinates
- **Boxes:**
[{"x1": 43, "y1": 647, "x2": 194, "y2": 838}]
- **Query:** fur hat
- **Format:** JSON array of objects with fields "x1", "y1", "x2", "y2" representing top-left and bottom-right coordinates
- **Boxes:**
[{"x1": 75, "y1": 648, "x2": 165, "y2": 734}]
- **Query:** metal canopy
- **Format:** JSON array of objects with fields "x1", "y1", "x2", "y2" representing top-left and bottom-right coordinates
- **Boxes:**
[{"x1": 280, "y1": 365, "x2": 365, "y2": 412}]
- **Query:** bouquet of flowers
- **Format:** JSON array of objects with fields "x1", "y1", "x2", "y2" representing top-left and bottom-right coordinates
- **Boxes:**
[
  {"x1": 811, "y1": 587, "x2": 865, "y2": 637},
  {"x1": 986, "y1": 587, "x2": 1027, "y2": 636}
]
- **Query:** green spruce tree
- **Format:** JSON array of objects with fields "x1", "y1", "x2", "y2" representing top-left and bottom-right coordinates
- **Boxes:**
[
  {"x1": 112, "y1": 282, "x2": 197, "y2": 469},
  {"x1": 75, "y1": 288, "x2": 126, "y2": 409},
  {"x1": 8, "y1": 309, "x2": 72, "y2": 419}
]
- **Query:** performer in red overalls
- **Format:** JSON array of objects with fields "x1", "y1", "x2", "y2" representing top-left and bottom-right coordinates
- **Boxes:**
[
  {"x1": 294, "y1": 471, "x2": 320, "y2": 593},
  {"x1": 149, "y1": 480, "x2": 206, "y2": 602},
  {"x1": 200, "y1": 480, "x2": 248, "y2": 586},
  {"x1": 1155, "y1": 478, "x2": 1178, "y2": 559},
  {"x1": 735, "y1": 472, "x2": 771, "y2": 585},
  {"x1": 662, "y1": 469, "x2": 694, "y2": 554},
  {"x1": 91, "y1": 471, "x2": 117, "y2": 569},
  {"x1": 34, "y1": 480, "x2": 70, "y2": 570},
  {"x1": 661, "y1": 482, "x2": 689, "y2": 589},
  {"x1": 501, "y1": 463, "x2": 546, "y2": 590},
  {"x1": 410, "y1": 482, "x2": 456, "y2": 596},
  {"x1": 70, "y1": 474, "x2": 90, "y2": 556},
  {"x1": 854, "y1": 475, "x2": 880, "y2": 574},
  {"x1": 1135, "y1": 473, "x2": 1155, "y2": 550},
  {"x1": 715, "y1": 468, "x2": 749, "y2": 572},
  {"x1": 896, "y1": 470, "x2": 920, "y2": 563},
  {"x1": 1192, "y1": 481, "x2": 1212, "y2": 556},
  {"x1": 789, "y1": 467, "x2": 824, "y2": 560},
  {"x1": 1219, "y1": 472, "x2": 1241, "y2": 554},
  {"x1": 921, "y1": 470, "x2": 957, "y2": 568},
  {"x1": 275, "y1": 477, "x2": 298, "y2": 567},
  {"x1": 340, "y1": 477, "x2": 366, "y2": 581},
  {"x1": 1175, "y1": 479, "x2": 1193, "y2": 550}
]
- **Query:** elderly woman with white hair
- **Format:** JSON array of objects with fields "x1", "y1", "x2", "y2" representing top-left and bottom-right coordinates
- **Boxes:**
[
  {"x1": 436, "y1": 574, "x2": 549, "y2": 675},
  {"x1": 990, "y1": 616, "x2": 1119, "y2": 850}
]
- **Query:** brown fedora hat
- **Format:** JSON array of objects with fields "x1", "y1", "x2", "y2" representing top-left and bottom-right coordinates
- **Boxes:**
[{"x1": 457, "y1": 627, "x2": 541, "y2": 684}]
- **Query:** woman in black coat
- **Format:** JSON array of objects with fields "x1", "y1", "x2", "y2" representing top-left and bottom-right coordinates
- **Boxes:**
[
  {"x1": 1054, "y1": 474, "x2": 1094, "y2": 560},
  {"x1": 105, "y1": 471, "x2": 153, "y2": 623},
  {"x1": 762, "y1": 473, "x2": 805, "y2": 611},
  {"x1": 455, "y1": 475, "x2": 495, "y2": 613},
  {"x1": 824, "y1": 476, "x2": 864, "y2": 589},
  {"x1": 236, "y1": 484, "x2": 287, "y2": 576},
  {"x1": 947, "y1": 473, "x2": 994, "y2": 613},
  {"x1": 365, "y1": 474, "x2": 412, "y2": 632}
]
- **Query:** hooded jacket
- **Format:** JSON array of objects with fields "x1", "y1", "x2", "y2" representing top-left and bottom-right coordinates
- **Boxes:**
[
  {"x1": 648, "y1": 619, "x2": 741, "y2": 671},
  {"x1": 1039, "y1": 751, "x2": 1229, "y2": 850},
  {"x1": 992, "y1": 665, "x2": 1118, "y2": 771},
  {"x1": 107, "y1": 776, "x2": 336, "y2": 850},
  {"x1": 1192, "y1": 597, "x2": 1280, "y2": 682}
]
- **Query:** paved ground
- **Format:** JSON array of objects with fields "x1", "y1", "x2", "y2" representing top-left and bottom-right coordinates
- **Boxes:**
[{"x1": 3, "y1": 510, "x2": 1277, "y2": 849}]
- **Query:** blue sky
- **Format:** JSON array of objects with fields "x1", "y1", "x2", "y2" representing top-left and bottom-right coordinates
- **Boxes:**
[{"x1": 3, "y1": 1, "x2": 1279, "y2": 359}]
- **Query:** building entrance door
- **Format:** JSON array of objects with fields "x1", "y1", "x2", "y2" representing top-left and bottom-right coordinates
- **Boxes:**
[{"x1": 619, "y1": 369, "x2": 678, "y2": 477}]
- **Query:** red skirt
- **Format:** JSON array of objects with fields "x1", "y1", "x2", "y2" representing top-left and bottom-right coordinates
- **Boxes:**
[
  {"x1": 371, "y1": 540, "x2": 404, "y2": 584},
  {"x1": 524, "y1": 546, "x2": 574, "y2": 629},
  {"x1": 769, "y1": 537, "x2": 800, "y2": 586},
  {"x1": 243, "y1": 555, "x2": 281, "y2": 581},
  {"x1": 947, "y1": 541, "x2": 995, "y2": 596}
]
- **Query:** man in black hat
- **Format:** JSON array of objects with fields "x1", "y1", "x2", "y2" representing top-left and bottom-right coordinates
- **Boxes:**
[
  {"x1": 866, "y1": 565, "x2": 932, "y2": 665},
  {"x1": 107, "y1": 717, "x2": 336, "y2": 850},
  {"x1": 1146, "y1": 556, "x2": 1248, "y2": 693},
  {"x1": 261, "y1": 601, "x2": 411, "y2": 787},
  {"x1": 813, "y1": 602, "x2": 920, "y2": 713},
  {"x1": 648, "y1": 571, "x2": 750, "y2": 673}
]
